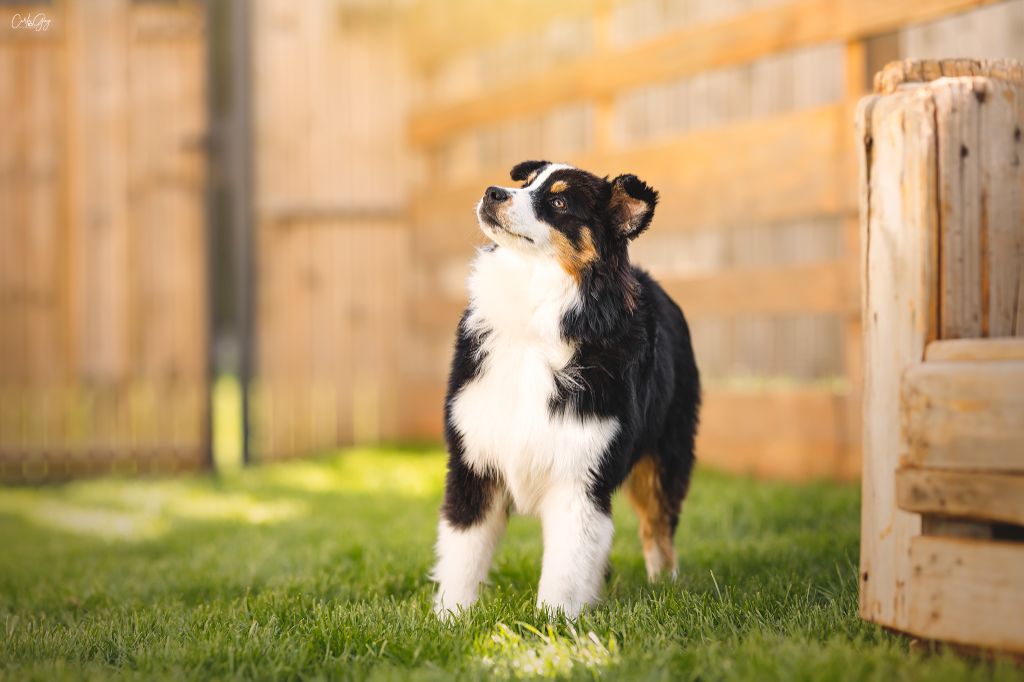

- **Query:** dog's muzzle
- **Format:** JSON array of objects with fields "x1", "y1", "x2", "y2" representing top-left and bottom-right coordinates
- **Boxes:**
[{"x1": 479, "y1": 186, "x2": 510, "y2": 226}]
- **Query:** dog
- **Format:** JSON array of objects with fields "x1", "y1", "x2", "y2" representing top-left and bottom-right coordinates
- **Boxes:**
[{"x1": 432, "y1": 160, "x2": 701, "y2": 619}]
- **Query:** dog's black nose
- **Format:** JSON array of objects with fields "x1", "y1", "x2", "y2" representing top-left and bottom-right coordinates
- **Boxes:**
[{"x1": 485, "y1": 186, "x2": 510, "y2": 202}]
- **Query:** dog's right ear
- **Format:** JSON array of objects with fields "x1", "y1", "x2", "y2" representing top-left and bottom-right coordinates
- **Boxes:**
[
  {"x1": 510, "y1": 160, "x2": 551, "y2": 184},
  {"x1": 608, "y1": 174, "x2": 658, "y2": 241}
]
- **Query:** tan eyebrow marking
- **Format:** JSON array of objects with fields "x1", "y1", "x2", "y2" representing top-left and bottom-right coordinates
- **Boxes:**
[
  {"x1": 526, "y1": 170, "x2": 540, "y2": 185},
  {"x1": 549, "y1": 180, "x2": 568, "y2": 193}
]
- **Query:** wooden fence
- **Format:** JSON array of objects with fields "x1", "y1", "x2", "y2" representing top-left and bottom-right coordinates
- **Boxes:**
[
  {"x1": 859, "y1": 59, "x2": 1024, "y2": 653},
  {"x1": 0, "y1": 0, "x2": 209, "y2": 481},
  {"x1": 248, "y1": 0, "x2": 410, "y2": 461},
  {"x1": 3, "y1": 1, "x2": 1022, "y2": 480},
  {"x1": 401, "y1": 0, "x2": 1022, "y2": 479}
]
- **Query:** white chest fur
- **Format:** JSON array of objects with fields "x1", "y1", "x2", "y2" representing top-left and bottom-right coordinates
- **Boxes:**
[{"x1": 450, "y1": 247, "x2": 619, "y2": 514}]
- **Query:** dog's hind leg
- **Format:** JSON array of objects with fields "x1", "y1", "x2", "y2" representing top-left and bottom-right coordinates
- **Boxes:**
[
  {"x1": 625, "y1": 456, "x2": 679, "y2": 581},
  {"x1": 630, "y1": 368, "x2": 698, "y2": 581}
]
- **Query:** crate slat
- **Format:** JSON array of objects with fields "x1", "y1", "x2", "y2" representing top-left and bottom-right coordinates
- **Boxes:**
[
  {"x1": 902, "y1": 360, "x2": 1024, "y2": 473},
  {"x1": 925, "y1": 338, "x2": 1024, "y2": 362},
  {"x1": 897, "y1": 468, "x2": 1024, "y2": 526},
  {"x1": 907, "y1": 536, "x2": 1024, "y2": 654}
]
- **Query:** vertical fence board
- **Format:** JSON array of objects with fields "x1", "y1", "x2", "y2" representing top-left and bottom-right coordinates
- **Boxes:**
[
  {"x1": 251, "y1": 1, "x2": 409, "y2": 461},
  {"x1": 68, "y1": 0, "x2": 130, "y2": 385}
]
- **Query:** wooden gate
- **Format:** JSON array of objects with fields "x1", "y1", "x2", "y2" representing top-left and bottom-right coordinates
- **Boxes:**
[
  {"x1": 0, "y1": 1, "x2": 210, "y2": 481},
  {"x1": 860, "y1": 59, "x2": 1024, "y2": 653},
  {"x1": 248, "y1": 0, "x2": 409, "y2": 461}
]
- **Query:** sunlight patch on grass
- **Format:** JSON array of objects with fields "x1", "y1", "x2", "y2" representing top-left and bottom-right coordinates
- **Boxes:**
[
  {"x1": 0, "y1": 495, "x2": 168, "y2": 541},
  {"x1": 168, "y1": 491, "x2": 305, "y2": 525},
  {"x1": 476, "y1": 622, "x2": 620, "y2": 679},
  {"x1": 0, "y1": 478, "x2": 306, "y2": 541},
  {"x1": 261, "y1": 461, "x2": 345, "y2": 493},
  {"x1": 263, "y1": 447, "x2": 446, "y2": 497}
]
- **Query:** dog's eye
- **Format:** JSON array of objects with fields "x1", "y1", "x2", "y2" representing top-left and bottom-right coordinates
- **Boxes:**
[{"x1": 549, "y1": 197, "x2": 567, "y2": 210}]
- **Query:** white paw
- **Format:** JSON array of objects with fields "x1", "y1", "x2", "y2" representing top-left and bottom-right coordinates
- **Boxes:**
[
  {"x1": 433, "y1": 590, "x2": 474, "y2": 620},
  {"x1": 537, "y1": 596, "x2": 584, "y2": 620}
]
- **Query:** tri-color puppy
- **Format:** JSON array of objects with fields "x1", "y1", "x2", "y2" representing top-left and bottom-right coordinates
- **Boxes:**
[{"x1": 433, "y1": 161, "x2": 701, "y2": 619}]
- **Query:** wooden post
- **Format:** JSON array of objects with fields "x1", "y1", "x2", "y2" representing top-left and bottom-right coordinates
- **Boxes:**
[
  {"x1": 224, "y1": 0, "x2": 255, "y2": 464},
  {"x1": 859, "y1": 59, "x2": 1024, "y2": 645},
  {"x1": 858, "y1": 79, "x2": 936, "y2": 630}
]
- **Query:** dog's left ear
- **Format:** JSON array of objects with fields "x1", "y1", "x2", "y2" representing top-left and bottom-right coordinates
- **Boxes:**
[
  {"x1": 510, "y1": 160, "x2": 550, "y2": 183},
  {"x1": 608, "y1": 174, "x2": 658, "y2": 240}
]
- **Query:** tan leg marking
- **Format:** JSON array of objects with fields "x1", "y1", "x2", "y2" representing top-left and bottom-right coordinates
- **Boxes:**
[{"x1": 625, "y1": 456, "x2": 677, "y2": 581}]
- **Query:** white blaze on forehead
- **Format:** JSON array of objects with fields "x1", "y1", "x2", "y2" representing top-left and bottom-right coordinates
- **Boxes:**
[
  {"x1": 497, "y1": 164, "x2": 574, "y2": 247},
  {"x1": 525, "y1": 163, "x2": 573, "y2": 190}
]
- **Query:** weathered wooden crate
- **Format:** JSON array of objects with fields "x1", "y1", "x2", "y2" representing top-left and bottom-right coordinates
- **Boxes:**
[{"x1": 859, "y1": 59, "x2": 1024, "y2": 653}]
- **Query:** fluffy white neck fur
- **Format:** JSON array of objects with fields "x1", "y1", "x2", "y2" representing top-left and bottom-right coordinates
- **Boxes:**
[{"x1": 464, "y1": 246, "x2": 579, "y2": 346}]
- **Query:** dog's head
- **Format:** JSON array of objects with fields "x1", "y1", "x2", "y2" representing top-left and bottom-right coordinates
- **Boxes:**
[{"x1": 475, "y1": 160, "x2": 658, "y2": 279}]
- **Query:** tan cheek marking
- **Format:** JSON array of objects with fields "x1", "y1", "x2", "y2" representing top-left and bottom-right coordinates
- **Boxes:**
[
  {"x1": 495, "y1": 202, "x2": 511, "y2": 224},
  {"x1": 551, "y1": 227, "x2": 598, "y2": 281},
  {"x1": 550, "y1": 180, "x2": 568, "y2": 193}
]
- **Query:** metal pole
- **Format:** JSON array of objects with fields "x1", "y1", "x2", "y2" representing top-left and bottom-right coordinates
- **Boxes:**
[
  {"x1": 229, "y1": 0, "x2": 254, "y2": 465},
  {"x1": 201, "y1": 0, "x2": 217, "y2": 472}
]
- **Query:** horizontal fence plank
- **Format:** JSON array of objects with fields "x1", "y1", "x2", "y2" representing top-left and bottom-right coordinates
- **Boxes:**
[
  {"x1": 662, "y1": 260, "x2": 857, "y2": 317},
  {"x1": 404, "y1": 0, "x2": 605, "y2": 71},
  {"x1": 399, "y1": 380, "x2": 854, "y2": 480},
  {"x1": 908, "y1": 536, "x2": 1024, "y2": 653},
  {"x1": 414, "y1": 258, "x2": 856, "y2": 337},
  {"x1": 262, "y1": 206, "x2": 406, "y2": 227},
  {"x1": 897, "y1": 468, "x2": 1024, "y2": 526},
  {"x1": 408, "y1": 0, "x2": 998, "y2": 145},
  {"x1": 698, "y1": 387, "x2": 854, "y2": 479},
  {"x1": 413, "y1": 104, "x2": 853, "y2": 260},
  {"x1": 925, "y1": 337, "x2": 1024, "y2": 362},
  {"x1": 902, "y1": 360, "x2": 1024, "y2": 472}
]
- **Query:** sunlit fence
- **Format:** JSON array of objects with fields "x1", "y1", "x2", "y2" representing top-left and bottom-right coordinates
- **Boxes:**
[
  {"x1": 2, "y1": 0, "x2": 1022, "y2": 481},
  {"x1": 400, "y1": 0, "x2": 1024, "y2": 479}
]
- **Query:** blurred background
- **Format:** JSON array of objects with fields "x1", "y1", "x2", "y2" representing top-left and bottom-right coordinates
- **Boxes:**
[{"x1": 2, "y1": 0, "x2": 1023, "y2": 483}]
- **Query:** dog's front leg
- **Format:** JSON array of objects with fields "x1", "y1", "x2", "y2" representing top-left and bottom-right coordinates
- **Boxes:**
[
  {"x1": 432, "y1": 462, "x2": 507, "y2": 618},
  {"x1": 537, "y1": 486, "x2": 614, "y2": 619}
]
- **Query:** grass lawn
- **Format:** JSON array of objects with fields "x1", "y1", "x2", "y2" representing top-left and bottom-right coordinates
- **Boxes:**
[{"x1": 0, "y1": 447, "x2": 1018, "y2": 681}]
